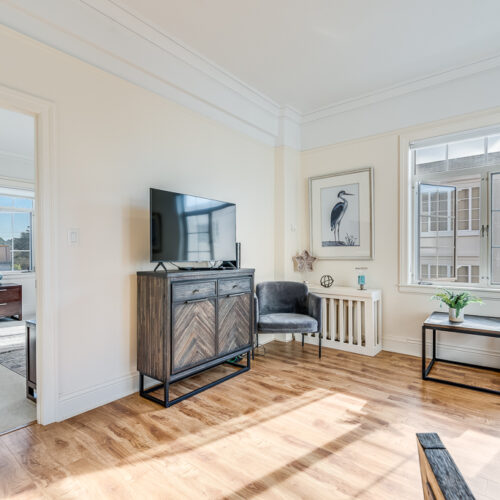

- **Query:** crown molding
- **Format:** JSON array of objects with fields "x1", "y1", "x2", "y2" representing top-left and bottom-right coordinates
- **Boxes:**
[
  {"x1": 303, "y1": 53, "x2": 500, "y2": 124},
  {"x1": 0, "y1": 0, "x2": 282, "y2": 145},
  {"x1": 2, "y1": 0, "x2": 500, "y2": 152},
  {"x1": 277, "y1": 106, "x2": 302, "y2": 149}
]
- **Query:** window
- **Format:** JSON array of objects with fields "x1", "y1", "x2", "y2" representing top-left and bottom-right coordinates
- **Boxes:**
[
  {"x1": 0, "y1": 189, "x2": 34, "y2": 272},
  {"x1": 457, "y1": 265, "x2": 480, "y2": 284},
  {"x1": 408, "y1": 125, "x2": 500, "y2": 288}
]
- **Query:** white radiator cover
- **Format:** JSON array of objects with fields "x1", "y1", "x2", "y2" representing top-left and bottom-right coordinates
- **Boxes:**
[{"x1": 304, "y1": 285, "x2": 382, "y2": 356}]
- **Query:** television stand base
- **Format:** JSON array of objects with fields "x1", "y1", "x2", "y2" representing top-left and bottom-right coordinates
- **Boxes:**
[{"x1": 153, "y1": 262, "x2": 168, "y2": 272}]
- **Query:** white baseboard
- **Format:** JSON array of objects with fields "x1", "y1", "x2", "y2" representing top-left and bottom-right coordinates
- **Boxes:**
[
  {"x1": 56, "y1": 332, "x2": 499, "y2": 422},
  {"x1": 383, "y1": 335, "x2": 500, "y2": 368},
  {"x1": 57, "y1": 341, "x2": 270, "y2": 421},
  {"x1": 57, "y1": 371, "x2": 139, "y2": 421},
  {"x1": 256, "y1": 334, "x2": 277, "y2": 345},
  {"x1": 0, "y1": 322, "x2": 25, "y2": 337},
  {"x1": 273, "y1": 333, "x2": 293, "y2": 342}
]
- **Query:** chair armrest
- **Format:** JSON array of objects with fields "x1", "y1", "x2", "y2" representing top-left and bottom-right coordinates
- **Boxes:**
[
  {"x1": 254, "y1": 293, "x2": 259, "y2": 333},
  {"x1": 307, "y1": 293, "x2": 322, "y2": 333}
]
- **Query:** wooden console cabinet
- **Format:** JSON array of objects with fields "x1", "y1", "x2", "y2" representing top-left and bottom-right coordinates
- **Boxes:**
[{"x1": 137, "y1": 268, "x2": 254, "y2": 407}]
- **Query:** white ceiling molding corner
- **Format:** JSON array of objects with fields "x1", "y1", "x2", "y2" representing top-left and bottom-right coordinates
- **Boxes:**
[
  {"x1": 277, "y1": 106, "x2": 301, "y2": 150},
  {"x1": 0, "y1": 0, "x2": 282, "y2": 145}
]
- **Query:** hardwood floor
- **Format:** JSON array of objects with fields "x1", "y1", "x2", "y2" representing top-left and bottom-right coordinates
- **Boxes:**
[{"x1": 1, "y1": 341, "x2": 499, "y2": 499}]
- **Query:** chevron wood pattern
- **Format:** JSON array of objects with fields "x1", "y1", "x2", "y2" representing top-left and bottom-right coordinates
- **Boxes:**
[
  {"x1": 218, "y1": 293, "x2": 251, "y2": 356},
  {"x1": 172, "y1": 299, "x2": 216, "y2": 373}
]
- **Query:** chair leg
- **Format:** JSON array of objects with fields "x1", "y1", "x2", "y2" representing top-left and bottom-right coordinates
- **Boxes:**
[
  {"x1": 319, "y1": 332, "x2": 322, "y2": 358},
  {"x1": 301, "y1": 333, "x2": 305, "y2": 347}
]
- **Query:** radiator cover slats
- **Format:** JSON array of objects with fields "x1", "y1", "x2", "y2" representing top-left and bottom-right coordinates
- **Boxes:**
[{"x1": 302, "y1": 286, "x2": 382, "y2": 356}]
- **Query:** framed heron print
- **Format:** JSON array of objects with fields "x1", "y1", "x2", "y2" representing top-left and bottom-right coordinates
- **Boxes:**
[{"x1": 309, "y1": 167, "x2": 374, "y2": 260}]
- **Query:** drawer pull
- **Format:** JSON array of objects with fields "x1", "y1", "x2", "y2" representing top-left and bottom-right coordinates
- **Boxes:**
[
  {"x1": 232, "y1": 284, "x2": 238, "y2": 288},
  {"x1": 226, "y1": 292, "x2": 246, "y2": 298},
  {"x1": 185, "y1": 297, "x2": 207, "y2": 304},
  {"x1": 192, "y1": 289, "x2": 200, "y2": 294},
  {"x1": 0, "y1": 303, "x2": 7, "y2": 306}
]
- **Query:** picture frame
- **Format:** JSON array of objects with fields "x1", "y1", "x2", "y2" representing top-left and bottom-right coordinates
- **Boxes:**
[{"x1": 309, "y1": 167, "x2": 374, "y2": 260}]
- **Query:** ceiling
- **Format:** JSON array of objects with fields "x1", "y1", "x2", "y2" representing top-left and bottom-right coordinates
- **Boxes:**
[{"x1": 116, "y1": 0, "x2": 500, "y2": 113}]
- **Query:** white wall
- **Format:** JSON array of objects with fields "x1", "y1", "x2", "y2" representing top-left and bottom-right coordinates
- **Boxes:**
[
  {"x1": 298, "y1": 113, "x2": 500, "y2": 368},
  {"x1": 0, "y1": 26, "x2": 276, "y2": 420}
]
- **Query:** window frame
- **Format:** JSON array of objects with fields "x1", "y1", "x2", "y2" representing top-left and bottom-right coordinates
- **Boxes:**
[
  {"x1": 399, "y1": 117, "x2": 500, "y2": 297},
  {"x1": 0, "y1": 185, "x2": 35, "y2": 275}
]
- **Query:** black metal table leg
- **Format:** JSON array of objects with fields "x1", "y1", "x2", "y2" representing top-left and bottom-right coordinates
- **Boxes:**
[
  {"x1": 422, "y1": 326, "x2": 426, "y2": 379},
  {"x1": 421, "y1": 319, "x2": 500, "y2": 395},
  {"x1": 432, "y1": 328, "x2": 437, "y2": 360}
]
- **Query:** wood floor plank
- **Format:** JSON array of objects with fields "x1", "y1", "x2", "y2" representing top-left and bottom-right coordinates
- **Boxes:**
[{"x1": 0, "y1": 341, "x2": 499, "y2": 499}]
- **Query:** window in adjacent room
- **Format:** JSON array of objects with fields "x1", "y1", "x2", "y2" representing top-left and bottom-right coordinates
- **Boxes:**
[
  {"x1": 409, "y1": 127, "x2": 500, "y2": 287},
  {"x1": 0, "y1": 189, "x2": 34, "y2": 272}
]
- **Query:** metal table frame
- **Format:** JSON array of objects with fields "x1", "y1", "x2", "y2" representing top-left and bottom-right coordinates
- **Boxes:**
[{"x1": 422, "y1": 314, "x2": 500, "y2": 396}]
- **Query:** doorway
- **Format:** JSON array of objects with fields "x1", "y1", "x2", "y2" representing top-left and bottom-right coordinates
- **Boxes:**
[{"x1": 0, "y1": 107, "x2": 37, "y2": 433}]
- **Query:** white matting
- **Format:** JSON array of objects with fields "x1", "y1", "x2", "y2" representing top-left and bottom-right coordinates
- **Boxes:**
[{"x1": 0, "y1": 363, "x2": 36, "y2": 434}]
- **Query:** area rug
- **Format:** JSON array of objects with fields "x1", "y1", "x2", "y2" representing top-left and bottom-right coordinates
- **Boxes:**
[
  {"x1": 0, "y1": 332, "x2": 25, "y2": 353},
  {"x1": 0, "y1": 347, "x2": 25, "y2": 377}
]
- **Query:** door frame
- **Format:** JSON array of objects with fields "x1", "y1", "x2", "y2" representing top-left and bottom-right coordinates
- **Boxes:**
[{"x1": 0, "y1": 84, "x2": 58, "y2": 425}]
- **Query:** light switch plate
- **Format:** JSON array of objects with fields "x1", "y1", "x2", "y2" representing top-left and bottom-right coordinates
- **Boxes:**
[{"x1": 68, "y1": 228, "x2": 79, "y2": 246}]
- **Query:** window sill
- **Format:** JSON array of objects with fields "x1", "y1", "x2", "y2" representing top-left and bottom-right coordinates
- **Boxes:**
[
  {"x1": 398, "y1": 283, "x2": 500, "y2": 300},
  {"x1": 0, "y1": 272, "x2": 35, "y2": 280}
]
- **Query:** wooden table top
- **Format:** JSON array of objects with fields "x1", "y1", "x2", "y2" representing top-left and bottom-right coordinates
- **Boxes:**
[{"x1": 423, "y1": 311, "x2": 500, "y2": 335}]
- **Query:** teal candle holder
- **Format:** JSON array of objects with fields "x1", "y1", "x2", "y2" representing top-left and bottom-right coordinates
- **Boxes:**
[{"x1": 355, "y1": 267, "x2": 368, "y2": 290}]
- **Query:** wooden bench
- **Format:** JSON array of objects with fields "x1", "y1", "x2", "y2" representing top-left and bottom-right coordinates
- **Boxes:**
[{"x1": 416, "y1": 433, "x2": 474, "y2": 500}]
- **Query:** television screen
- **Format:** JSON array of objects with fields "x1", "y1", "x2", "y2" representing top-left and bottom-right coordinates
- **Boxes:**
[{"x1": 150, "y1": 188, "x2": 236, "y2": 263}]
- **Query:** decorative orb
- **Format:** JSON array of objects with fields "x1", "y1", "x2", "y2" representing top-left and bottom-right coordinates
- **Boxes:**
[{"x1": 320, "y1": 275, "x2": 334, "y2": 288}]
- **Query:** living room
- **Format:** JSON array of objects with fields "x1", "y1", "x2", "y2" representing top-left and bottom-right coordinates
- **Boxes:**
[{"x1": 0, "y1": 1, "x2": 499, "y2": 499}]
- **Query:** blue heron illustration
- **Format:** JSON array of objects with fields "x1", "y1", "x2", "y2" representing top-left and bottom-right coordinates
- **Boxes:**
[{"x1": 330, "y1": 190, "x2": 353, "y2": 242}]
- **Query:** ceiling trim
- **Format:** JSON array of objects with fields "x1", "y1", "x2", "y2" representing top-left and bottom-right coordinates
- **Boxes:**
[
  {"x1": 0, "y1": 0, "x2": 289, "y2": 146},
  {"x1": 82, "y1": 0, "x2": 280, "y2": 114},
  {"x1": 1, "y1": 0, "x2": 500, "y2": 152},
  {"x1": 303, "y1": 52, "x2": 500, "y2": 124}
]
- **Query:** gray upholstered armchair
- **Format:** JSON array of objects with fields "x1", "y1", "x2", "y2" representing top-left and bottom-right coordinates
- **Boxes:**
[{"x1": 253, "y1": 281, "x2": 323, "y2": 358}]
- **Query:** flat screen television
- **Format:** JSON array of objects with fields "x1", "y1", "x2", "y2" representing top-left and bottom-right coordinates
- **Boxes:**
[{"x1": 150, "y1": 188, "x2": 236, "y2": 263}]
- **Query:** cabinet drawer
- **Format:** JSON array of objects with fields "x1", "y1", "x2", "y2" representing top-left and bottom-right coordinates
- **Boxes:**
[
  {"x1": 0, "y1": 301, "x2": 21, "y2": 318},
  {"x1": 0, "y1": 286, "x2": 21, "y2": 302},
  {"x1": 172, "y1": 280, "x2": 216, "y2": 302},
  {"x1": 218, "y1": 277, "x2": 251, "y2": 296}
]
